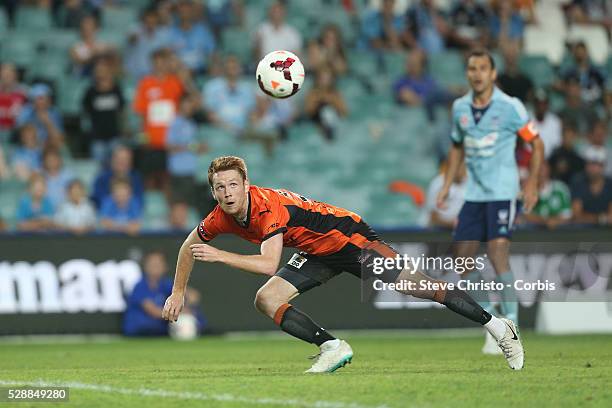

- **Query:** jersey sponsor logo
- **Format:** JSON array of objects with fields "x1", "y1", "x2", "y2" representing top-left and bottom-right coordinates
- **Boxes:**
[{"x1": 288, "y1": 253, "x2": 307, "y2": 269}]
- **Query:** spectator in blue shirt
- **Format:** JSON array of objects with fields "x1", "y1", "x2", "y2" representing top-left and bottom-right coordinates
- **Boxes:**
[
  {"x1": 42, "y1": 149, "x2": 74, "y2": 210},
  {"x1": 168, "y1": 0, "x2": 216, "y2": 74},
  {"x1": 393, "y1": 49, "x2": 452, "y2": 120},
  {"x1": 125, "y1": 7, "x2": 172, "y2": 79},
  {"x1": 11, "y1": 124, "x2": 42, "y2": 182},
  {"x1": 489, "y1": 1, "x2": 524, "y2": 47},
  {"x1": 361, "y1": 0, "x2": 407, "y2": 51},
  {"x1": 16, "y1": 174, "x2": 55, "y2": 232},
  {"x1": 203, "y1": 55, "x2": 255, "y2": 133},
  {"x1": 123, "y1": 250, "x2": 205, "y2": 336},
  {"x1": 405, "y1": 0, "x2": 450, "y2": 55},
  {"x1": 99, "y1": 177, "x2": 143, "y2": 235},
  {"x1": 16, "y1": 84, "x2": 65, "y2": 148},
  {"x1": 167, "y1": 95, "x2": 207, "y2": 204},
  {"x1": 92, "y1": 145, "x2": 144, "y2": 209}
]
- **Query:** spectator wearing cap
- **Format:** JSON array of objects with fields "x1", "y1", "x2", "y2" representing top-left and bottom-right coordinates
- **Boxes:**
[
  {"x1": 559, "y1": 41, "x2": 606, "y2": 105},
  {"x1": 496, "y1": 40, "x2": 533, "y2": 104},
  {"x1": 0, "y1": 63, "x2": 27, "y2": 132},
  {"x1": 549, "y1": 123, "x2": 584, "y2": 185},
  {"x1": 16, "y1": 84, "x2": 64, "y2": 149},
  {"x1": 570, "y1": 146, "x2": 612, "y2": 226},
  {"x1": 521, "y1": 162, "x2": 572, "y2": 230},
  {"x1": 532, "y1": 90, "x2": 561, "y2": 159}
]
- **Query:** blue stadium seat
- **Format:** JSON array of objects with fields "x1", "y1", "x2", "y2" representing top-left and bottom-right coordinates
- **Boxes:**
[
  {"x1": 519, "y1": 55, "x2": 555, "y2": 88},
  {"x1": 429, "y1": 51, "x2": 467, "y2": 87},
  {"x1": 0, "y1": 33, "x2": 40, "y2": 67},
  {"x1": 221, "y1": 28, "x2": 252, "y2": 65},
  {"x1": 103, "y1": 7, "x2": 137, "y2": 32},
  {"x1": 58, "y1": 77, "x2": 90, "y2": 115},
  {"x1": 15, "y1": 7, "x2": 52, "y2": 32}
]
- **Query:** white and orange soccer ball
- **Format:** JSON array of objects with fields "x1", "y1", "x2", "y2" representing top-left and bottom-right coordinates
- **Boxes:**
[{"x1": 256, "y1": 50, "x2": 305, "y2": 98}]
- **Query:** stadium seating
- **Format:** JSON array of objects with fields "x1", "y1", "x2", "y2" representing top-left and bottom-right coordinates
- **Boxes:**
[
  {"x1": 221, "y1": 28, "x2": 252, "y2": 65},
  {"x1": 518, "y1": 55, "x2": 555, "y2": 88},
  {"x1": 15, "y1": 7, "x2": 52, "y2": 32},
  {"x1": 524, "y1": 26, "x2": 565, "y2": 64},
  {"x1": 0, "y1": 33, "x2": 39, "y2": 67}
]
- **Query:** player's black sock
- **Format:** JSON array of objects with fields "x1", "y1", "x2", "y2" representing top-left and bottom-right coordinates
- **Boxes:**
[
  {"x1": 441, "y1": 289, "x2": 492, "y2": 325},
  {"x1": 274, "y1": 304, "x2": 335, "y2": 346}
]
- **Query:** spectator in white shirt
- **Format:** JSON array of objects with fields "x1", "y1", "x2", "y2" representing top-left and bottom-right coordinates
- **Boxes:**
[
  {"x1": 419, "y1": 161, "x2": 467, "y2": 228},
  {"x1": 254, "y1": 1, "x2": 303, "y2": 60},
  {"x1": 532, "y1": 90, "x2": 561, "y2": 159},
  {"x1": 54, "y1": 179, "x2": 97, "y2": 234}
]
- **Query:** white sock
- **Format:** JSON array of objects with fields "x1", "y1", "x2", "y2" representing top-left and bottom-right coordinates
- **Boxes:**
[
  {"x1": 484, "y1": 316, "x2": 507, "y2": 340},
  {"x1": 321, "y1": 339, "x2": 340, "y2": 350}
]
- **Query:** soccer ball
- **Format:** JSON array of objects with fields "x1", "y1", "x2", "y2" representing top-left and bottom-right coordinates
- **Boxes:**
[
  {"x1": 169, "y1": 313, "x2": 198, "y2": 341},
  {"x1": 256, "y1": 50, "x2": 305, "y2": 98}
]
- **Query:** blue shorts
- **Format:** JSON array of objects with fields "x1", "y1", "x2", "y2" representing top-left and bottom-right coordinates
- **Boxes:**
[{"x1": 453, "y1": 200, "x2": 519, "y2": 242}]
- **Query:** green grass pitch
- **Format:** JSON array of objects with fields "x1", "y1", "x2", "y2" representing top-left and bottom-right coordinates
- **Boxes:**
[{"x1": 1, "y1": 333, "x2": 610, "y2": 407}]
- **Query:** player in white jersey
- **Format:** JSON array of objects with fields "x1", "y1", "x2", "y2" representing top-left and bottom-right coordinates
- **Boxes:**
[{"x1": 437, "y1": 49, "x2": 544, "y2": 355}]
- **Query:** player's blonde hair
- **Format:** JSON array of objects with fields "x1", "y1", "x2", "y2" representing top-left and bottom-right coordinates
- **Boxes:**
[{"x1": 208, "y1": 156, "x2": 248, "y2": 185}]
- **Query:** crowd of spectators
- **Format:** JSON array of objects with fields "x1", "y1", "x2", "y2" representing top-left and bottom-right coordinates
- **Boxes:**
[{"x1": 0, "y1": 0, "x2": 610, "y2": 233}]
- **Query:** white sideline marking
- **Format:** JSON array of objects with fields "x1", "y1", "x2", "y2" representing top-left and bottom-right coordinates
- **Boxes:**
[{"x1": 0, "y1": 380, "x2": 391, "y2": 408}]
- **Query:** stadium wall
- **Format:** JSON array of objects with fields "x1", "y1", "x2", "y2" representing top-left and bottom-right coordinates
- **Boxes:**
[{"x1": 0, "y1": 228, "x2": 611, "y2": 335}]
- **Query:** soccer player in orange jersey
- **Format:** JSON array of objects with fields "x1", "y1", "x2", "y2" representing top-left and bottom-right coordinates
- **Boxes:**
[{"x1": 162, "y1": 156, "x2": 524, "y2": 372}]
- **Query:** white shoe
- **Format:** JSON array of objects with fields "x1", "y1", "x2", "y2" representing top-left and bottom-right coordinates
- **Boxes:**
[
  {"x1": 305, "y1": 340, "x2": 353, "y2": 373},
  {"x1": 498, "y1": 318, "x2": 524, "y2": 370},
  {"x1": 482, "y1": 330, "x2": 503, "y2": 355}
]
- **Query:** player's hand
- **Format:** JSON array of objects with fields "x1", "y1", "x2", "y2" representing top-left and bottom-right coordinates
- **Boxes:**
[
  {"x1": 436, "y1": 187, "x2": 450, "y2": 210},
  {"x1": 521, "y1": 180, "x2": 539, "y2": 214},
  {"x1": 190, "y1": 243, "x2": 224, "y2": 263},
  {"x1": 162, "y1": 292, "x2": 184, "y2": 322}
]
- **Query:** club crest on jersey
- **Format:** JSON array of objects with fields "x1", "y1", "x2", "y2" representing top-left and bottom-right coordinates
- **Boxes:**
[{"x1": 498, "y1": 209, "x2": 509, "y2": 224}]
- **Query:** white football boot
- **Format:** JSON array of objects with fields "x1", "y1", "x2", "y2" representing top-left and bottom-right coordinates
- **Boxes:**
[
  {"x1": 498, "y1": 318, "x2": 524, "y2": 370},
  {"x1": 482, "y1": 330, "x2": 503, "y2": 355},
  {"x1": 305, "y1": 340, "x2": 353, "y2": 373}
]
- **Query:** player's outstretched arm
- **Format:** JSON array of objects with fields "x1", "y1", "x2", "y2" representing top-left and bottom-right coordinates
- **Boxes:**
[
  {"x1": 437, "y1": 143, "x2": 464, "y2": 209},
  {"x1": 190, "y1": 232, "x2": 283, "y2": 276},
  {"x1": 162, "y1": 227, "x2": 201, "y2": 321}
]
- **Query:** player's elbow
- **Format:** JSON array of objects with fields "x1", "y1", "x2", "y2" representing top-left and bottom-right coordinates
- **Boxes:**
[{"x1": 260, "y1": 263, "x2": 278, "y2": 277}]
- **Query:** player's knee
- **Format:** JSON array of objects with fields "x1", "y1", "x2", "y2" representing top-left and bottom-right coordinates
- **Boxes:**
[{"x1": 254, "y1": 286, "x2": 279, "y2": 317}]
